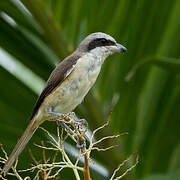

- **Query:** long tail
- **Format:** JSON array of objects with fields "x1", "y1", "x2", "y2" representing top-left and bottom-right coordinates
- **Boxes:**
[{"x1": 1, "y1": 118, "x2": 39, "y2": 176}]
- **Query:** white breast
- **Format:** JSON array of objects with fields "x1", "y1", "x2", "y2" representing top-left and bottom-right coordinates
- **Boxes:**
[{"x1": 42, "y1": 49, "x2": 108, "y2": 115}]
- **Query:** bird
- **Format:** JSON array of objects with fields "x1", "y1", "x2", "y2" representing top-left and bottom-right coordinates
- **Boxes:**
[{"x1": 1, "y1": 32, "x2": 127, "y2": 176}]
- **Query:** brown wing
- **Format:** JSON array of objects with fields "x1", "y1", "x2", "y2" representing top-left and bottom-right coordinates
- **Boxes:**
[{"x1": 29, "y1": 53, "x2": 81, "y2": 120}]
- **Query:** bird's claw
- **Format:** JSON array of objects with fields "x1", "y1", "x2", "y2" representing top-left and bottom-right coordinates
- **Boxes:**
[{"x1": 46, "y1": 108, "x2": 87, "y2": 148}]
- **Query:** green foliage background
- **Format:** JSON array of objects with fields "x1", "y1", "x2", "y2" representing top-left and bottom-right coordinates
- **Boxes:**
[{"x1": 0, "y1": 0, "x2": 180, "y2": 179}]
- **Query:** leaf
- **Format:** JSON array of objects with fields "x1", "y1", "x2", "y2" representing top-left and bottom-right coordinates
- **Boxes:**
[{"x1": 125, "y1": 56, "x2": 180, "y2": 81}]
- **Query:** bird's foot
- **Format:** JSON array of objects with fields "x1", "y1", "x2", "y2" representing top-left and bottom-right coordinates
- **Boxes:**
[
  {"x1": 46, "y1": 108, "x2": 72, "y2": 124},
  {"x1": 46, "y1": 108, "x2": 87, "y2": 149},
  {"x1": 61, "y1": 112, "x2": 88, "y2": 148}
]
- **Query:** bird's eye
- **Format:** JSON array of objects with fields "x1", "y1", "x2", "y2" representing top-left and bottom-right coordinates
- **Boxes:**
[
  {"x1": 100, "y1": 38, "x2": 108, "y2": 44},
  {"x1": 87, "y1": 38, "x2": 115, "y2": 51}
]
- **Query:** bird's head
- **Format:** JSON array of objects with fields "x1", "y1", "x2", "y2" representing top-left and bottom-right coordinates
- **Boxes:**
[{"x1": 77, "y1": 32, "x2": 127, "y2": 58}]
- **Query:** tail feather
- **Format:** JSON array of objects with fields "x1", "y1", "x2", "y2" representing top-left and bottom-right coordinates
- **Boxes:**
[{"x1": 1, "y1": 119, "x2": 38, "y2": 176}]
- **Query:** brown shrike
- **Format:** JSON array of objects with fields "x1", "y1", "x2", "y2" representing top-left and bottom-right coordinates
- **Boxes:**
[{"x1": 1, "y1": 32, "x2": 127, "y2": 176}]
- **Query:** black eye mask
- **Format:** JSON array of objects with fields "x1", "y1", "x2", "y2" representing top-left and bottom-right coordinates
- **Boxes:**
[{"x1": 87, "y1": 38, "x2": 116, "y2": 51}]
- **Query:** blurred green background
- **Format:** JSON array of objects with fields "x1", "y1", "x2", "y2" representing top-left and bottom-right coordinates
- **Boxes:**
[{"x1": 0, "y1": 0, "x2": 180, "y2": 179}]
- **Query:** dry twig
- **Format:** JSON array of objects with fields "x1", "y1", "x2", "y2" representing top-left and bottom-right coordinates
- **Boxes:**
[{"x1": 0, "y1": 109, "x2": 138, "y2": 179}]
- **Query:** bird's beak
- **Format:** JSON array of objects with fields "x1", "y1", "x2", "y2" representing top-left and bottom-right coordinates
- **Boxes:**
[{"x1": 109, "y1": 43, "x2": 127, "y2": 53}]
